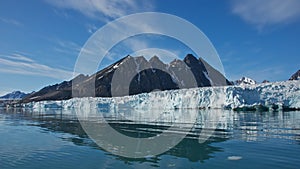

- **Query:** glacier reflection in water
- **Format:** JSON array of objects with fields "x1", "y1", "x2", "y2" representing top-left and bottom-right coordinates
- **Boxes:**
[{"x1": 0, "y1": 108, "x2": 300, "y2": 169}]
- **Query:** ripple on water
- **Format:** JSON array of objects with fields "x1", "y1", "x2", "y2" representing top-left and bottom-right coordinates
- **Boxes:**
[{"x1": 0, "y1": 109, "x2": 300, "y2": 169}]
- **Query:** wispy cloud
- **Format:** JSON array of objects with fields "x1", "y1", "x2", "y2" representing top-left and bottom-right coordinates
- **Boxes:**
[
  {"x1": 124, "y1": 38, "x2": 149, "y2": 52},
  {"x1": 231, "y1": 0, "x2": 300, "y2": 29},
  {"x1": 86, "y1": 24, "x2": 98, "y2": 34},
  {"x1": 102, "y1": 38, "x2": 150, "y2": 61},
  {"x1": 51, "y1": 38, "x2": 82, "y2": 56},
  {"x1": 245, "y1": 67, "x2": 285, "y2": 82},
  {"x1": 0, "y1": 53, "x2": 34, "y2": 62},
  {"x1": 0, "y1": 53, "x2": 73, "y2": 80},
  {"x1": 46, "y1": 0, "x2": 154, "y2": 22},
  {"x1": 227, "y1": 64, "x2": 285, "y2": 82},
  {"x1": 0, "y1": 17, "x2": 23, "y2": 26}
]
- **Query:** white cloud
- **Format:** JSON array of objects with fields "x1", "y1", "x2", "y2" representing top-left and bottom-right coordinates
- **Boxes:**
[
  {"x1": 231, "y1": 0, "x2": 300, "y2": 29},
  {"x1": 51, "y1": 38, "x2": 82, "y2": 56},
  {"x1": 56, "y1": 39, "x2": 81, "y2": 50},
  {"x1": 125, "y1": 38, "x2": 149, "y2": 52},
  {"x1": 0, "y1": 54, "x2": 73, "y2": 80},
  {"x1": 86, "y1": 23, "x2": 98, "y2": 34},
  {"x1": 0, "y1": 17, "x2": 23, "y2": 26},
  {"x1": 102, "y1": 38, "x2": 150, "y2": 61},
  {"x1": 0, "y1": 53, "x2": 34, "y2": 62},
  {"x1": 46, "y1": 0, "x2": 154, "y2": 22}
]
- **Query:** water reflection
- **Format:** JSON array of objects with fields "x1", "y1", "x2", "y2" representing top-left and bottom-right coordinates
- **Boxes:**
[
  {"x1": 1, "y1": 108, "x2": 300, "y2": 165},
  {"x1": 235, "y1": 111, "x2": 300, "y2": 142}
]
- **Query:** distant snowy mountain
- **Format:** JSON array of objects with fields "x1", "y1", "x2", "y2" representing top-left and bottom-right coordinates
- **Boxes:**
[
  {"x1": 0, "y1": 91, "x2": 28, "y2": 100},
  {"x1": 235, "y1": 77, "x2": 257, "y2": 85},
  {"x1": 289, "y1": 70, "x2": 300, "y2": 80}
]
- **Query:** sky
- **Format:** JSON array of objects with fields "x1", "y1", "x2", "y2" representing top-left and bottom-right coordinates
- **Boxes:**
[{"x1": 0, "y1": 0, "x2": 300, "y2": 95}]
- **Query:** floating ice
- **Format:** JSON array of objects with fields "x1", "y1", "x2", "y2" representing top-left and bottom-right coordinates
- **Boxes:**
[{"x1": 227, "y1": 156, "x2": 243, "y2": 160}]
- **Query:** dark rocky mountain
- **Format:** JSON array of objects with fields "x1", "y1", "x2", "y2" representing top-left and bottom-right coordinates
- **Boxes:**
[
  {"x1": 22, "y1": 54, "x2": 231, "y2": 103},
  {"x1": 0, "y1": 91, "x2": 28, "y2": 100},
  {"x1": 262, "y1": 80, "x2": 270, "y2": 83},
  {"x1": 289, "y1": 69, "x2": 300, "y2": 80}
]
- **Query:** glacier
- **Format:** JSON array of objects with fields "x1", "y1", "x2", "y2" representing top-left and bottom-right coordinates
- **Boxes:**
[{"x1": 23, "y1": 80, "x2": 300, "y2": 111}]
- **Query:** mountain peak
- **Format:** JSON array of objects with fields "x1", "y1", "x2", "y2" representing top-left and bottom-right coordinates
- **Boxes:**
[
  {"x1": 289, "y1": 69, "x2": 300, "y2": 80},
  {"x1": 235, "y1": 77, "x2": 257, "y2": 85},
  {"x1": 12, "y1": 91, "x2": 21, "y2": 94},
  {"x1": 149, "y1": 55, "x2": 166, "y2": 68},
  {"x1": 183, "y1": 54, "x2": 198, "y2": 64},
  {"x1": 0, "y1": 91, "x2": 28, "y2": 100},
  {"x1": 149, "y1": 55, "x2": 160, "y2": 62},
  {"x1": 23, "y1": 54, "x2": 231, "y2": 102},
  {"x1": 262, "y1": 80, "x2": 270, "y2": 83}
]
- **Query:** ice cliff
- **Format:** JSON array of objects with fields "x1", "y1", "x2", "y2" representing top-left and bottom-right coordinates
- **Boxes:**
[{"x1": 23, "y1": 80, "x2": 300, "y2": 111}]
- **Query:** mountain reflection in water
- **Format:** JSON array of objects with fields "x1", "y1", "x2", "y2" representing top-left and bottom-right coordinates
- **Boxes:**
[{"x1": 1, "y1": 108, "x2": 300, "y2": 169}]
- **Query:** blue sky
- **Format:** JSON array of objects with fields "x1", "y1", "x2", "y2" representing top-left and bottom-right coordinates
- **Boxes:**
[{"x1": 0, "y1": 0, "x2": 300, "y2": 95}]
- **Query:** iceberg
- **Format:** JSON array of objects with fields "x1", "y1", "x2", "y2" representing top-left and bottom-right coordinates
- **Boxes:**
[{"x1": 23, "y1": 80, "x2": 300, "y2": 111}]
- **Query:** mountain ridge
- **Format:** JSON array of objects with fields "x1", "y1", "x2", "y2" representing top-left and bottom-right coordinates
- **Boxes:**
[
  {"x1": 289, "y1": 69, "x2": 300, "y2": 80},
  {"x1": 0, "y1": 91, "x2": 28, "y2": 100},
  {"x1": 22, "y1": 54, "x2": 231, "y2": 103}
]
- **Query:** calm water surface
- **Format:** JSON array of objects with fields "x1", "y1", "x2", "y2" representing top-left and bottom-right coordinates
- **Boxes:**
[{"x1": 0, "y1": 108, "x2": 299, "y2": 169}]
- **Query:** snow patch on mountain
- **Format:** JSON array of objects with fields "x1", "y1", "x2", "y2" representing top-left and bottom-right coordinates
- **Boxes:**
[
  {"x1": 0, "y1": 91, "x2": 28, "y2": 100},
  {"x1": 235, "y1": 77, "x2": 257, "y2": 85}
]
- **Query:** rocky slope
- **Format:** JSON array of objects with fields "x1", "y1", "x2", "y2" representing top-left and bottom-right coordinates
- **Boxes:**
[
  {"x1": 22, "y1": 54, "x2": 231, "y2": 103},
  {"x1": 0, "y1": 91, "x2": 28, "y2": 100},
  {"x1": 289, "y1": 69, "x2": 300, "y2": 80}
]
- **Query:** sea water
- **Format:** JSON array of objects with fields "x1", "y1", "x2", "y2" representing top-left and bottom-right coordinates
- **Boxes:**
[{"x1": 0, "y1": 108, "x2": 299, "y2": 169}]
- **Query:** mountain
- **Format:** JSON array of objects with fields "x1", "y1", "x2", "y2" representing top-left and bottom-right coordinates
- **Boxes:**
[
  {"x1": 262, "y1": 80, "x2": 270, "y2": 83},
  {"x1": 235, "y1": 77, "x2": 257, "y2": 85},
  {"x1": 0, "y1": 91, "x2": 28, "y2": 100},
  {"x1": 22, "y1": 54, "x2": 231, "y2": 103},
  {"x1": 289, "y1": 70, "x2": 300, "y2": 80}
]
